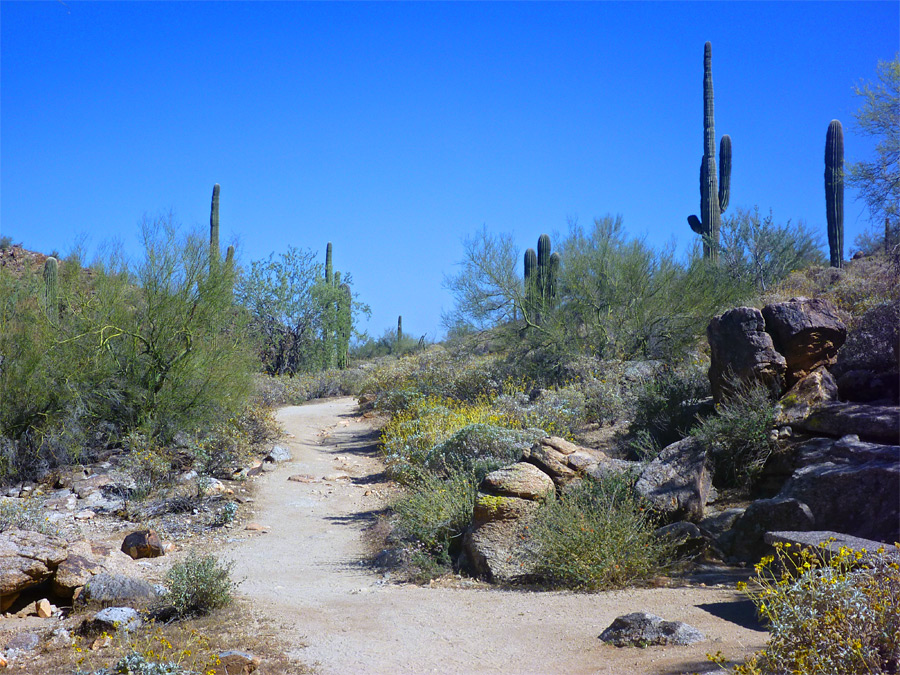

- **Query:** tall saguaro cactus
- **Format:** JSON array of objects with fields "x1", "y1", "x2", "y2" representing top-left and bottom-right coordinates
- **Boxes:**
[
  {"x1": 688, "y1": 42, "x2": 731, "y2": 260},
  {"x1": 524, "y1": 248, "x2": 538, "y2": 311},
  {"x1": 210, "y1": 183, "x2": 221, "y2": 266},
  {"x1": 337, "y1": 283, "x2": 352, "y2": 369},
  {"x1": 397, "y1": 315, "x2": 403, "y2": 343},
  {"x1": 825, "y1": 119, "x2": 844, "y2": 268},
  {"x1": 43, "y1": 256, "x2": 59, "y2": 322}
]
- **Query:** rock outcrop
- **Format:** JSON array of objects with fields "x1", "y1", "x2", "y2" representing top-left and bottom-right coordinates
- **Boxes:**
[
  {"x1": 707, "y1": 307, "x2": 787, "y2": 403},
  {"x1": 761, "y1": 298, "x2": 846, "y2": 384},
  {"x1": 0, "y1": 529, "x2": 68, "y2": 612}
]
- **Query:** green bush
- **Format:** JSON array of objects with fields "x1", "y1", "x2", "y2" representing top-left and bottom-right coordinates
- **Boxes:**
[
  {"x1": 691, "y1": 380, "x2": 778, "y2": 488},
  {"x1": 163, "y1": 552, "x2": 237, "y2": 618},
  {"x1": 391, "y1": 469, "x2": 478, "y2": 580},
  {"x1": 423, "y1": 423, "x2": 545, "y2": 480},
  {"x1": 530, "y1": 473, "x2": 674, "y2": 589},
  {"x1": 628, "y1": 361, "x2": 710, "y2": 457},
  {"x1": 711, "y1": 541, "x2": 900, "y2": 674}
]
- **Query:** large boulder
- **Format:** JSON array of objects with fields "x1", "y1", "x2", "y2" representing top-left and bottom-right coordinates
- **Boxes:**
[
  {"x1": 462, "y1": 462, "x2": 553, "y2": 583},
  {"x1": 775, "y1": 435, "x2": 899, "y2": 543},
  {"x1": 80, "y1": 573, "x2": 159, "y2": 608},
  {"x1": 52, "y1": 553, "x2": 104, "y2": 599},
  {"x1": 707, "y1": 307, "x2": 787, "y2": 403},
  {"x1": 635, "y1": 437, "x2": 712, "y2": 522},
  {"x1": 599, "y1": 612, "x2": 705, "y2": 647},
  {"x1": 761, "y1": 298, "x2": 846, "y2": 385},
  {"x1": 0, "y1": 529, "x2": 68, "y2": 612},
  {"x1": 765, "y1": 530, "x2": 900, "y2": 565},
  {"x1": 521, "y1": 439, "x2": 577, "y2": 486},
  {"x1": 831, "y1": 300, "x2": 900, "y2": 403},
  {"x1": 791, "y1": 402, "x2": 900, "y2": 444}
]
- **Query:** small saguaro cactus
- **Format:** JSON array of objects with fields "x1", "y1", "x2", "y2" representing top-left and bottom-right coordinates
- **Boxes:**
[
  {"x1": 687, "y1": 42, "x2": 731, "y2": 261},
  {"x1": 523, "y1": 235, "x2": 560, "y2": 324},
  {"x1": 825, "y1": 119, "x2": 844, "y2": 268},
  {"x1": 325, "y1": 242, "x2": 333, "y2": 285},
  {"x1": 537, "y1": 234, "x2": 552, "y2": 298},
  {"x1": 397, "y1": 315, "x2": 403, "y2": 343},
  {"x1": 547, "y1": 251, "x2": 561, "y2": 305},
  {"x1": 210, "y1": 183, "x2": 221, "y2": 266},
  {"x1": 43, "y1": 256, "x2": 59, "y2": 322}
]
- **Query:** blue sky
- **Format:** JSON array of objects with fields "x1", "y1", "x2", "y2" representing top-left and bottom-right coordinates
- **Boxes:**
[{"x1": 2, "y1": 2, "x2": 897, "y2": 339}]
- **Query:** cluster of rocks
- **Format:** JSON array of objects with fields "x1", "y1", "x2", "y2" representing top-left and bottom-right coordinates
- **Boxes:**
[{"x1": 463, "y1": 297, "x2": 899, "y2": 584}]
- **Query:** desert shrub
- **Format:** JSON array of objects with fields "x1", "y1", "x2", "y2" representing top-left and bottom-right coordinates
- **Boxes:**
[
  {"x1": 164, "y1": 552, "x2": 237, "y2": 618},
  {"x1": 712, "y1": 541, "x2": 900, "y2": 674},
  {"x1": 530, "y1": 473, "x2": 674, "y2": 589},
  {"x1": 0, "y1": 494, "x2": 52, "y2": 533},
  {"x1": 691, "y1": 381, "x2": 778, "y2": 488},
  {"x1": 120, "y1": 435, "x2": 176, "y2": 501},
  {"x1": 232, "y1": 402, "x2": 280, "y2": 446},
  {"x1": 627, "y1": 361, "x2": 710, "y2": 457},
  {"x1": 423, "y1": 424, "x2": 545, "y2": 480},
  {"x1": 492, "y1": 386, "x2": 586, "y2": 439},
  {"x1": 719, "y1": 207, "x2": 825, "y2": 294},
  {"x1": 380, "y1": 395, "x2": 517, "y2": 484},
  {"x1": 391, "y1": 469, "x2": 478, "y2": 580}
]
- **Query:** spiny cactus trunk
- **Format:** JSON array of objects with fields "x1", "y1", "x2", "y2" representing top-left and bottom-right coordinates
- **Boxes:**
[
  {"x1": 337, "y1": 283, "x2": 352, "y2": 370},
  {"x1": 325, "y1": 242, "x2": 333, "y2": 285},
  {"x1": 43, "y1": 257, "x2": 58, "y2": 323},
  {"x1": 825, "y1": 120, "x2": 844, "y2": 269},
  {"x1": 700, "y1": 43, "x2": 721, "y2": 261},
  {"x1": 210, "y1": 184, "x2": 220, "y2": 268},
  {"x1": 688, "y1": 43, "x2": 729, "y2": 261},
  {"x1": 524, "y1": 248, "x2": 538, "y2": 318},
  {"x1": 397, "y1": 315, "x2": 402, "y2": 344}
]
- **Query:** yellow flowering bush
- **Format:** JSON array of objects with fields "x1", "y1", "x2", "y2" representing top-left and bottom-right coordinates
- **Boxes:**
[{"x1": 711, "y1": 540, "x2": 900, "y2": 674}]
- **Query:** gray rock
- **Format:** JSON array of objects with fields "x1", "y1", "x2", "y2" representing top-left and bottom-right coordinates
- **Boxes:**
[
  {"x1": 265, "y1": 445, "x2": 292, "y2": 463},
  {"x1": 521, "y1": 440, "x2": 577, "y2": 486},
  {"x1": 707, "y1": 306, "x2": 787, "y2": 403},
  {"x1": 635, "y1": 437, "x2": 712, "y2": 522},
  {"x1": 654, "y1": 521, "x2": 707, "y2": 558},
  {"x1": 776, "y1": 368, "x2": 839, "y2": 426},
  {"x1": 761, "y1": 297, "x2": 846, "y2": 384},
  {"x1": 764, "y1": 530, "x2": 900, "y2": 565},
  {"x1": 831, "y1": 300, "x2": 899, "y2": 403},
  {"x1": 5, "y1": 632, "x2": 39, "y2": 652},
  {"x1": 791, "y1": 402, "x2": 899, "y2": 444},
  {"x1": 599, "y1": 612, "x2": 705, "y2": 647},
  {"x1": 586, "y1": 458, "x2": 642, "y2": 482},
  {"x1": 775, "y1": 444, "x2": 899, "y2": 543},
  {"x1": 722, "y1": 498, "x2": 815, "y2": 563},
  {"x1": 81, "y1": 573, "x2": 158, "y2": 607},
  {"x1": 91, "y1": 606, "x2": 142, "y2": 632},
  {"x1": 463, "y1": 515, "x2": 540, "y2": 584}
]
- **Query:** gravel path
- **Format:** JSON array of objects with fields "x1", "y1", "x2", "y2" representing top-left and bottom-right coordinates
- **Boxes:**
[{"x1": 227, "y1": 398, "x2": 767, "y2": 674}]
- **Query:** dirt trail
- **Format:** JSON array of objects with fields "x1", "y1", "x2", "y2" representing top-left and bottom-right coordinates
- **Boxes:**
[{"x1": 227, "y1": 398, "x2": 767, "y2": 675}]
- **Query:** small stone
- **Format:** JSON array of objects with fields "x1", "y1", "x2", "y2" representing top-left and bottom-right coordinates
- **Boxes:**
[
  {"x1": 74, "y1": 510, "x2": 96, "y2": 520},
  {"x1": 36, "y1": 598, "x2": 53, "y2": 618},
  {"x1": 266, "y1": 446, "x2": 292, "y2": 463},
  {"x1": 599, "y1": 612, "x2": 705, "y2": 647},
  {"x1": 93, "y1": 606, "x2": 142, "y2": 632},
  {"x1": 244, "y1": 523, "x2": 268, "y2": 532},
  {"x1": 215, "y1": 650, "x2": 261, "y2": 675},
  {"x1": 288, "y1": 474, "x2": 317, "y2": 483}
]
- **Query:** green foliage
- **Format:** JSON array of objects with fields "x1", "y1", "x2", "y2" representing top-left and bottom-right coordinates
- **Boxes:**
[
  {"x1": 558, "y1": 216, "x2": 745, "y2": 360},
  {"x1": 0, "y1": 494, "x2": 52, "y2": 533},
  {"x1": 847, "y1": 55, "x2": 899, "y2": 225},
  {"x1": 712, "y1": 541, "x2": 900, "y2": 674},
  {"x1": 691, "y1": 380, "x2": 778, "y2": 488},
  {"x1": 530, "y1": 474, "x2": 674, "y2": 589},
  {"x1": 825, "y1": 120, "x2": 845, "y2": 268},
  {"x1": 391, "y1": 469, "x2": 478, "y2": 580},
  {"x1": 0, "y1": 218, "x2": 253, "y2": 483},
  {"x1": 423, "y1": 423, "x2": 545, "y2": 480},
  {"x1": 720, "y1": 207, "x2": 825, "y2": 293},
  {"x1": 628, "y1": 361, "x2": 709, "y2": 455},
  {"x1": 237, "y1": 246, "x2": 367, "y2": 375},
  {"x1": 164, "y1": 552, "x2": 237, "y2": 618}
]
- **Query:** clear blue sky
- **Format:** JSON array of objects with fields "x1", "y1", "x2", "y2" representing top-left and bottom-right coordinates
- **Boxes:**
[{"x1": 2, "y1": 2, "x2": 897, "y2": 339}]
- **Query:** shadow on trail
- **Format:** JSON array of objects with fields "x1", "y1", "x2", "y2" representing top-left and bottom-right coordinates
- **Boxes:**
[{"x1": 697, "y1": 598, "x2": 766, "y2": 631}]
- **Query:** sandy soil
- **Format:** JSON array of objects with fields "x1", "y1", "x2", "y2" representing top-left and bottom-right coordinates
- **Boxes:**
[{"x1": 226, "y1": 398, "x2": 768, "y2": 675}]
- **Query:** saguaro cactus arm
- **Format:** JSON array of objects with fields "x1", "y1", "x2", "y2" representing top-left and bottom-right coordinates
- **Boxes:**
[
  {"x1": 718, "y1": 134, "x2": 732, "y2": 213},
  {"x1": 210, "y1": 184, "x2": 220, "y2": 264}
]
